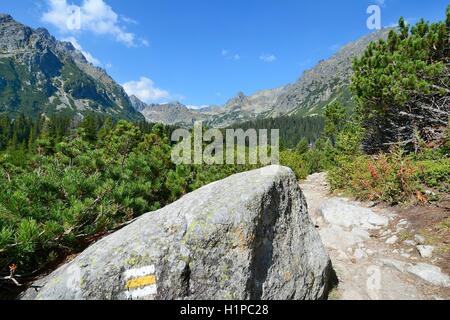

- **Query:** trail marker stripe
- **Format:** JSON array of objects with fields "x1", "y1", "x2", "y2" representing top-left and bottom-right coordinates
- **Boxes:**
[
  {"x1": 122, "y1": 265, "x2": 158, "y2": 299},
  {"x1": 125, "y1": 284, "x2": 158, "y2": 300},
  {"x1": 123, "y1": 265, "x2": 156, "y2": 280},
  {"x1": 125, "y1": 275, "x2": 156, "y2": 290}
]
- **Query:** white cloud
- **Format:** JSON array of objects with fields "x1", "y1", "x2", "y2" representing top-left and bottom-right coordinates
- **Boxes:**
[
  {"x1": 120, "y1": 15, "x2": 138, "y2": 25},
  {"x1": 385, "y1": 17, "x2": 416, "y2": 28},
  {"x1": 259, "y1": 54, "x2": 277, "y2": 63},
  {"x1": 187, "y1": 104, "x2": 209, "y2": 110},
  {"x1": 62, "y1": 36, "x2": 101, "y2": 66},
  {"x1": 375, "y1": 0, "x2": 386, "y2": 7},
  {"x1": 221, "y1": 49, "x2": 240, "y2": 61},
  {"x1": 42, "y1": 0, "x2": 138, "y2": 47},
  {"x1": 386, "y1": 22, "x2": 398, "y2": 28},
  {"x1": 123, "y1": 77, "x2": 170, "y2": 103}
]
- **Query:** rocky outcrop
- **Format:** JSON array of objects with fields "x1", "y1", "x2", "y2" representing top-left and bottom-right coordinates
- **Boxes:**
[{"x1": 22, "y1": 166, "x2": 335, "y2": 300}]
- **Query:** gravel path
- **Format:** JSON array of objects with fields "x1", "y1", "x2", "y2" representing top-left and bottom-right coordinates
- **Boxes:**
[{"x1": 300, "y1": 173, "x2": 450, "y2": 300}]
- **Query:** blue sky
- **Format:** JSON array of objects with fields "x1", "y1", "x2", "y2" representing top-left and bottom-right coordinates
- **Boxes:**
[{"x1": 1, "y1": 0, "x2": 448, "y2": 107}]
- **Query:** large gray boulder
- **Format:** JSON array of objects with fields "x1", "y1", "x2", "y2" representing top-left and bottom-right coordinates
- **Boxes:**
[{"x1": 22, "y1": 166, "x2": 335, "y2": 300}]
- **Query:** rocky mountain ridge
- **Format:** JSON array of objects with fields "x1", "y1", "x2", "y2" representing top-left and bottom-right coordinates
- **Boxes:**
[
  {"x1": 0, "y1": 13, "x2": 390, "y2": 127},
  {"x1": 0, "y1": 13, "x2": 142, "y2": 121},
  {"x1": 133, "y1": 28, "x2": 390, "y2": 127}
]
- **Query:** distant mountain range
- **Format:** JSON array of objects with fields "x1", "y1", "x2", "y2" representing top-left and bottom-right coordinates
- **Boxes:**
[
  {"x1": 132, "y1": 28, "x2": 390, "y2": 127},
  {"x1": 0, "y1": 14, "x2": 142, "y2": 121},
  {"x1": 0, "y1": 13, "x2": 390, "y2": 127}
]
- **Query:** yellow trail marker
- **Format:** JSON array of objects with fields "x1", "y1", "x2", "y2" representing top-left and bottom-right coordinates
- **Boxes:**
[{"x1": 125, "y1": 275, "x2": 157, "y2": 290}]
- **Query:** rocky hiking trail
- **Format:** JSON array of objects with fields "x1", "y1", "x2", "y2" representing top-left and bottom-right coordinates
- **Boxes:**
[{"x1": 300, "y1": 173, "x2": 450, "y2": 300}]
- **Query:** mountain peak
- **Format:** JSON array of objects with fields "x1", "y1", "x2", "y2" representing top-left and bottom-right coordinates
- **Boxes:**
[
  {"x1": 225, "y1": 91, "x2": 248, "y2": 108},
  {"x1": 0, "y1": 13, "x2": 13, "y2": 23},
  {"x1": 272, "y1": 28, "x2": 391, "y2": 117},
  {"x1": 35, "y1": 27, "x2": 51, "y2": 37},
  {"x1": 130, "y1": 27, "x2": 391, "y2": 127},
  {"x1": 0, "y1": 14, "x2": 143, "y2": 121},
  {"x1": 168, "y1": 101, "x2": 184, "y2": 107},
  {"x1": 129, "y1": 95, "x2": 147, "y2": 112},
  {"x1": 130, "y1": 95, "x2": 143, "y2": 102}
]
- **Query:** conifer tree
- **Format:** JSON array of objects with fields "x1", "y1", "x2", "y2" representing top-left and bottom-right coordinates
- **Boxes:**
[
  {"x1": 324, "y1": 101, "x2": 346, "y2": 146},
  {"x1": 296, "y1": 138, "x2": 310, "y2": 155},
  {"x1": 351, "y1": 6, "x2": 450, "y2": 152}
]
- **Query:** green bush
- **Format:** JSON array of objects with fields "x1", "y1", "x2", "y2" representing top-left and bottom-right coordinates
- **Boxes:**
[
  {"x1": 280, "y1": 150, "x2": 308, "y2": 180},
  {"x1": 0, "y1": 120, "x2": 254, "y2": 273},
  {"x1": 328, "y1": 145, "x2": 450, "y2": 204},
  {"x1": 415, "y1": 158, "x2": 450, "y2": 192}
]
